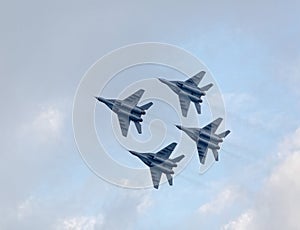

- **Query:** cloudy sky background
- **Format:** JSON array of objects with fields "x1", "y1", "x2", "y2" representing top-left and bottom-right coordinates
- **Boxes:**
[{"x1": 1, "y1": 0, "x2": 300, "y2": 229}]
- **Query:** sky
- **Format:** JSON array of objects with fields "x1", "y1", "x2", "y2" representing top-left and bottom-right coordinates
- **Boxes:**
[{"x1": 1, "y1": 0, "x2": 300, "y2": 229}]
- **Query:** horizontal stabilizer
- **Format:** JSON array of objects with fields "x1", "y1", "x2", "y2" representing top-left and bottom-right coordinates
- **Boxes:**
[
  {"x1": 171, "y1": 154, "x2": 185, "y2": 163},
  {"x1": 166, "y1": 174, "x2": 173, "y2": 186},
  {"x1": 140, "y1": 102, "x2": 153, "y2": 110},
  {"x1": 200, "y1": 83, "x2": 213, "y2": 91},
  {"x1": 212, "y1": 149, "x2": 219, "y2": 161},
  {"x1": 134, "y1": 122, "x2": 142, "y2": 134},
  {"x1": 218, "y1": 130, "x2": 230, "y2": 138}
]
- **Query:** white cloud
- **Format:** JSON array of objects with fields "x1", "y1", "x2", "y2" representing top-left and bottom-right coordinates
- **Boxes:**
[
  {"x1": 99, "y1": 191, "x2": 153, "y2": 229},
  {"x1": 32, "y1": 106, "x2": 64, "y2": 140},
  {"x1": 223, "y1": 127, "x2": 300, "y2": 230},
  {"x1": 20, "y1": 105, "x2": 65, "y2": 143},
  {"x1": 1, "y1": 1, "x2": 300, "y2": 229},
  {"x1": 57, "y1": 215, "x2": 103, "y2": 230},
  {"x1": 136, "y1": 195, "x2": 153, "y2": 214},
  {"x1": 17, "y1": 196, "x2": 34, "y2": 220},
  {"x1": 223, "y1": 93, "x2": 255, "y2": 112},
  {"x1": 33, "y1": 106, "x2": 63, "y2": 135},
  {"x1": 278, "y1": 127, "x2": 300, "y2": 157},
  {"x1": 198, "y1": 187, "x2": 238, "y2": 215},
  {"x1": 222, "y1": 210, "x2": 253, "y2": 230}
]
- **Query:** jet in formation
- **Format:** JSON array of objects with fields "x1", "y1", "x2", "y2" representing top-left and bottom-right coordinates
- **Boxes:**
[
  {"x1": 95, "y1": 89, "x2": 153, "y2": 137},
  {"x1": 176, "y1": 118, "x2": 230, "y2": 165},
  {"x1": 129, "y1": 143, "x2": 184, "y2": 189},
  {"x1": 158, "y1": 71, "x2": 213, "y2": 117}
]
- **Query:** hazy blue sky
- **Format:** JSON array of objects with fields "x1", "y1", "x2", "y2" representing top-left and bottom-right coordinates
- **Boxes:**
[{"x1": 1, "y1": 1, "x2": 300, "y2": 229}]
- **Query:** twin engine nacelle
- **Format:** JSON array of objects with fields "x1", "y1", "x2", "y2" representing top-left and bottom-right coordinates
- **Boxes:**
[
  {"x1": 119, "y1": 103, "x2": 145, "y2": 115},
  {"x1": 120, "y1": 110, "x2": 142, "y2": 122},
  {"x1": 150, "y1": 163, "x2": 174, "y2": 174},
  {"x1": 180, "y1": 90, "x2": 202, "y2": 103},
  {"x1": 199, "y1": 131, "x2": 223, "y2": 143},
  {"x1": 151, "y1": 156, "x2": 177, "y2": 167},
  {"x1": 198, "y1": 137, "x2": 220, "y2": 150},
  {"x1": 177, "y1": 82, "x2": 205, "y2": 96}
]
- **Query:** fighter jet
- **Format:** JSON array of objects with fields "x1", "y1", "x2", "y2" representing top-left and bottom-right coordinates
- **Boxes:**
[
  {"x1": 95, "y1": 89, "x2": 153, "y2": 137},
  {"x1": 129, "y1": 143, "x2": 184, "y2": 189},
  {"x1": 176, "y1": 118, "x2": 230, "y2": 165},
  {"x1": 158, "y1": 71, "x2": 213, "y2": 117}
]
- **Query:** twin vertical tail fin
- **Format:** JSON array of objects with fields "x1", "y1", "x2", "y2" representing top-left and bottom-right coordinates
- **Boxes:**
[
  {"x1": 212, "y1": 149, "x2": 219, "y2": 161},
  {"x1": 140, "y1": 102, "x2": 153, "y2": 110},
  {"x1": 194, "y1": 102, "x2": 201, "y2": 114},
  {"x1": 213, "y1": 130, "x2": 230, "y2": 161},
  {"x1": 134, "y1": 102, "x2": 153, "y2": 134},
  {"x1": 166, "y1": 174, "x2": 173, "y2": 186},
  {"x1": 134, "y1": 122, "x2": 142, "y2": 134},
  {"x1": 166, "y1": 155, "x2": 184, "y2": 186}
]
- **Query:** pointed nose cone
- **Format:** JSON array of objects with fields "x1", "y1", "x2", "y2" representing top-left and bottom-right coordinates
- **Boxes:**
[
  {"x1": 95, "y1": 97, "x2": 113, "y2": 108},
  {"x1": 175, "y1": 125, "x2": 182, "y2": 130},
  {"x1": 158, "y1": 78, "x2": 168, "y2": 84},
  {"x1": 95, "y1": 96, "x2": 106, "y2": 103},
  {"x1": 129, "y1": 150, "x2": 139, "y2": 157}
]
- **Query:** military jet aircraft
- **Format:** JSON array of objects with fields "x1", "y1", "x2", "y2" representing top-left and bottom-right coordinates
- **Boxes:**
[
  {"x1": 176, "y1": 118, "x2": 230, "y2": 165},
  {"x1": 158, "y1": 71, "x2": 213, "y2": 117},
  {"x1": 129, "y1": 143, "x2": 184, "y2": 189},
  {"x1": 95, "y1": 89, "x2": 153, "y2": 137}
]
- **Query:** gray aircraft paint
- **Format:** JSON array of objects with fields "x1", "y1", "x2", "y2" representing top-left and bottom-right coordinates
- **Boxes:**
[
  {"x1": 95, "y1": 89, "x2": 153, "y2": 137},
  {"x1": 129, "y1": 142, "x2": 184, "y2": 189},
  {"x1": 176, "y1": 118, "x2": 230, "y2": 165},
  {"x1": 158, "y1": 71, "x2": 213, "y2": 117},
  {"x1": 73, "y1": 43, "x2": 227, "y2": 188}
]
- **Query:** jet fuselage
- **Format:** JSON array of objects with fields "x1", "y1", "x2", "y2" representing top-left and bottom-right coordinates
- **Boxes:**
[
  {"x1": 166, "y1": 80, "x2": 203, "y2": 103},
  {"x1": 197, "y1": 137, "x2": 221, "y2": 150},
  {"x1": 115, "y1": 101, "x2": 146, "y2": 115},
  {"x1": 178, "y1": 126, "x2": 222, "y2": 149},
  {"x1": 147, "y1": 153, "x2": 178, "y2": 167},
  {"x1": 199, "y1": 130, "x2": 223, "y2": 142},
  {"x1": 129, "y1": 151, "x2": 175, "y2": 174},
  {"x1": 177, "y1": 127, "x2": 199, "y2": 142},
  {"x1": 180, "y1": 90, "x2": 202, "y2": 103},
  {"x1": 176, "y1": 81, "x2": 205, "y2": 96},
  {"x1": 97, "y1": 97, "x2": 144, "y2": 122}
]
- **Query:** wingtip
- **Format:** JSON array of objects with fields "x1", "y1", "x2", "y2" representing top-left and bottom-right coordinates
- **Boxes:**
[{"x1": 216, "y1": 117, "x2": 223, "y2": 122}]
